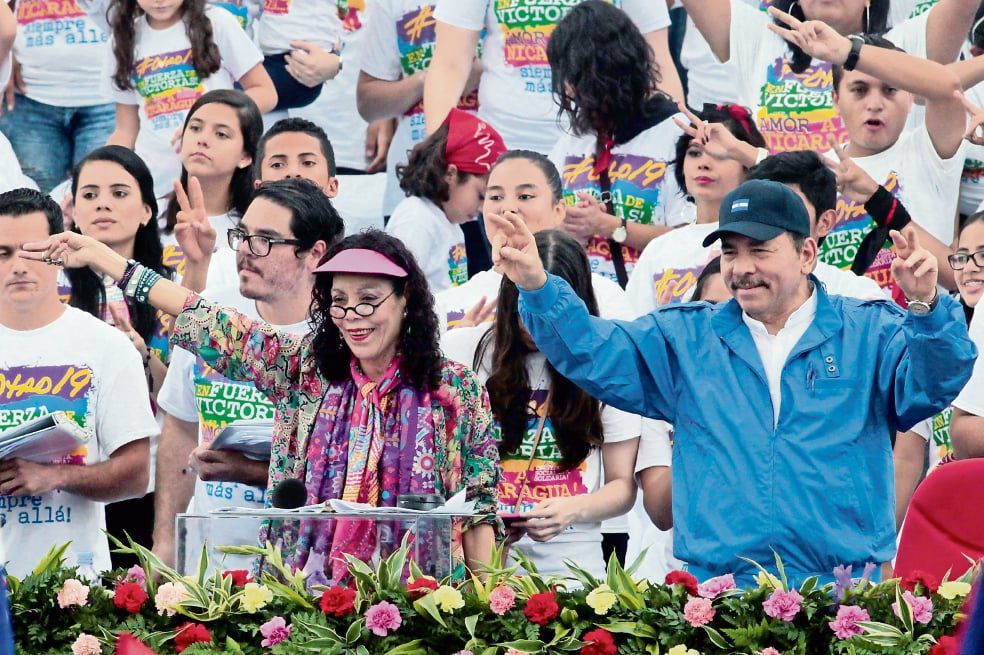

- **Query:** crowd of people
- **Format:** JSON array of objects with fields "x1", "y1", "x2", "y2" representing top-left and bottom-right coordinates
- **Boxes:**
[{"x1": 1, "y1": 0, "x2": 984, "y2": 592}]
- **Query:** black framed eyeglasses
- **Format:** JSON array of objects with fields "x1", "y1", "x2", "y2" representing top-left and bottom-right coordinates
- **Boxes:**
[
  {"x1": 947, "y1": 250, "x2": 984, "y2": 270},
  {"x1": 227, "y1": 228, "x2": 303, "y2": 257},
  {"x1": 329, "y1": 292, "x2": 395, "y2": 319}
]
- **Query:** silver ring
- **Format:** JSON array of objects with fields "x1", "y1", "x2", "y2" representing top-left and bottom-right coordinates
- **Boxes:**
[{"x1": 48, "y1": 257, "x2": 63, "y2": 266}]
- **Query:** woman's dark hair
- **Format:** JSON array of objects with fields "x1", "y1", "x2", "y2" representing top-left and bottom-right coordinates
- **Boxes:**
[
  {"x1": 476, "y1": 230, "x2": 604, "y2": 469},
  {"x1": 397, "y1": 122, "x2": 475, "y2": 204},
  {"x1": 68, "y1": 146, "x2": 170, "y2": 342},
  {"x1": 310, "y1": 230, "x2": 442, "y2": 391},
  {"x1": 547, "y1": 0, "x2": 663, "y2": 137},
  {"x1": 492, "y1": 150, "x2": 564, "y2": 203},
  {"x1": 772, "y1": 0, "x2": 889, "y2": 74},
  {"x1": 692, "y1": 256, "x2": 723, "y2": 302},
  {"x1": 110, "y1": 0, "x2": 221, "y2": 91},
  {"x1": 673, "y1": 104, "x2": 766, "y2": 196},
  {"x1": 163, "y1": 90, "x2": 263, "y2": 233}
]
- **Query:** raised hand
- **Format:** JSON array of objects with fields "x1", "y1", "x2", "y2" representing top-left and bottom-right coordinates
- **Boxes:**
[
  {"x1": 673, "y1": 101, "x2": 757, "y2": 165},
  {"x1": 19, "y1": 230, "x2": 123, "y2": 276},
  {"x1": 958, "y1": 91, "x2": 984, "y2": 147},
  {"x1": 890, "y1": 225, "x2": 938, "y2": 304},
  {"x1": 487, "y1": 210, "x2": 547, "y2": 290},
  {"x1": 766, "y1": 6, "x2": 853, "y2": 65},
  {"x1": 173, "y1": 176, "x2": 216, "y2": 265},
  {"x1": 821, "y1": 136, "x2": 879, "y2": 202},
  {"x1": 458, "y1": 295, "x2": 496, "y2": 328}
]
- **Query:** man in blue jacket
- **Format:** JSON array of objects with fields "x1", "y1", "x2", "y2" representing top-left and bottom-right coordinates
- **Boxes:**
[{"x1": 489, "y1": 179, "x2": 977, "y2": 586}]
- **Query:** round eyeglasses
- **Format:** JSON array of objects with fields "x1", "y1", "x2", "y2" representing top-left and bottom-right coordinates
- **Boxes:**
[
  {"x1": 329, "y1": 292, "x2": 395, "y2": 319},
  {"x1": 227, "y1": 228, "x2": 303, "y2": 257}
]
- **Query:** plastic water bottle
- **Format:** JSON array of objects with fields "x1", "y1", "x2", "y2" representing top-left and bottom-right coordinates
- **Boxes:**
[{"x1": 75, "y1": 552, "x2": 99, "y2": 585}]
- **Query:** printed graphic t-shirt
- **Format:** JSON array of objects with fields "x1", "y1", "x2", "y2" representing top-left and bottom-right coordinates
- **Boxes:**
[
  {"x1": 549, "y1": 118, "x2": 690, "y2": 283},
  {"x1": 360, "y1": 0, "x2": 480, "y2": 215},
  {"x1": 0, "y1": 307, "x2": 158, "y2": 576},
  {"x1": 441, "y1": 328, "x2": 640, "y2": 577},
  {"x1": 14, "y1": 0, "x2": 110, "y2": 106},
  {"x1": 385, "y1": 195, "x2": 468, "y2": 293},
  {"x1": 435, "y1": 0, "x2": 669, "y2": 154},
  {"x1": 104, "y1": 6, "x2": 263, "y2": 197},
  {"x1": 257, "y1": 0, "x2": 343, "y2": 54}
]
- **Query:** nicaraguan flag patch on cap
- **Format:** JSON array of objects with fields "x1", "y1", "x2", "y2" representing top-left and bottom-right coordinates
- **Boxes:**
[{"x1": 731, "y1": 198, "x2": 750, "y2": 212}]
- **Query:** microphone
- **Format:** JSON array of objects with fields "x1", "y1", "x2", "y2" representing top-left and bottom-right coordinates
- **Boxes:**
[{"x1": 270, "y1": 478, "x2": 307, "y2": 509}]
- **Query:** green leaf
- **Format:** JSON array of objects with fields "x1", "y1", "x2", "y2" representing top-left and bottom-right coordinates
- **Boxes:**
[
  {"x1": 895, "y1": 586, "x2": 914, "y2": 633},
  {"x1": 382, "y1": 640, "x2": 426, "y2": 655},
  {"x1": 601, "y1": 621, "x2": 658, "y2": 639},
  {"x1": 465, "y1": 614, "x2": 479, "y2": 638},
  {"x1": 703, "y1": 625, "x2": 730, "y2": 649},
  {"x1": 624, "y1": 545, "x2": 649, "y2": 578},
  {"x1": 412, "y1": 592, "x2": 448, "y2": 628},
  {"x1": 772, "y1": 548, "x2": 789, "y2": 591},
  {"x1": 345, "y1": 618, "x2": 364, "y2": 644},
  {"x1": 799, "y1": 575, "x2": 819, "y2": 596},
  {"x1": 496, "y1": 639, "x2": 545, "y2": 652}
]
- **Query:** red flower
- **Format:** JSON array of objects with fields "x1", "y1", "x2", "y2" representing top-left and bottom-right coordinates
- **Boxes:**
[
  {"x1": 320, "y1": 585, "x2": 357, "y2": 617},
  {"x1": 407, "y1": 576, "x2": 439, "y2": 599},
  {"x1": 665, "y1": 570, "x2": 699, "y2": 596},
  {"x1": 221, "y1": 569, "x2": 252, "y2": 587},
  {"x1": 524, "y1": 590, "x2": 560, "y2": 626},
  {"x1": 115, "y1": 633, "x2": 156, "y2": 655},
  {"x1": 901, "y1": 570, "x2": 940, "y2": 594},
  {"x1": 113, "y1": 582, "x2": 148, "y2": 614},
  {"x1": 930, "y1": 635, "x2": 957, "y2": 655},
  {"x1": 581, "y1": 628, "x2": 617, "y2": 655},
  {"x1": 174, "y1": 622, "x2": 211, "y2": 653}
]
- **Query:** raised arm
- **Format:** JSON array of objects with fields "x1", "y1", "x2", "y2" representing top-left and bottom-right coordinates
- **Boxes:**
[
  {"x1": 678, "y1": 0, "x2": 732, "y2": 63},
  {"x1": 423, "y1": 21, "x2": 481, "y2": 134},
  {"x1": 923, "y1": 0, "x2": 980, "y2": 64}
]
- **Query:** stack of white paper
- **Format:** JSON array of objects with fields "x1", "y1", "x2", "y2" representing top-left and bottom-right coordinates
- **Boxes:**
[
  {"x1": 209, "y1": 419, "x2": 273, "y2": 461},
  {"x1": 0, "y1": 411, "x2": 90, "y2": 462}
]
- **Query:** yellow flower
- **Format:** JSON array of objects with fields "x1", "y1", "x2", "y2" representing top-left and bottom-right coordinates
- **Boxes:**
[
  {"x1": 432, "y1": 585, "x2": 465, "y2": 613},
  {"x1": 938, "y1": 581, "x2": 972, "y2": 600},
  {"x1": 240, "y1": 582, "x2": 273, "y2": 612},
  {"x1": 754, "y1": 571, "x2": 781, "y2": 590},
  {"x1": 667, "y1": 645, "x2": 700, "y2": 655},
  {"x1": 586, "y1": 584, "x2": 618, "y2": 615},
  {"x1": 636, "y1": 578, "x2": 650, "y2": 593}
]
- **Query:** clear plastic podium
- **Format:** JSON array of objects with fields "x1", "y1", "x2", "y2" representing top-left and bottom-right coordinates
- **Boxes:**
[{"x1": 175, "y1": 508, "x2": 479, "y2": 580}]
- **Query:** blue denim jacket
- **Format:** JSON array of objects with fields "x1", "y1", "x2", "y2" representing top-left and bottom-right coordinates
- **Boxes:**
[{"x1": 518, "y1": 274, "x2": 977, "y2": 586}]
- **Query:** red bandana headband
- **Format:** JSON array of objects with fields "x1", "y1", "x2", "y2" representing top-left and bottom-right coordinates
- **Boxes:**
[{"x1": 443, "y1": 108, "x2": 507, "y2": 175}]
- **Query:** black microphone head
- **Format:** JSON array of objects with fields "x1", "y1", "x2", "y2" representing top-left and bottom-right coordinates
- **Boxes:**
[{"x1": 271, "y1": 478, "x2": 307, "y2": 509}]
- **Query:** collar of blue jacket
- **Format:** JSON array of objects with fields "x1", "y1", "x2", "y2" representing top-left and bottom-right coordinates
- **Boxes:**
[{"x1": 517, "y1": 273, "x2": 976, "y2": 588}]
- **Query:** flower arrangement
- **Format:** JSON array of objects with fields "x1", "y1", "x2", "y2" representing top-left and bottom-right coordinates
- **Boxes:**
[{"x1": 5, "y1": 539, "x2": 976, "y2": 655}]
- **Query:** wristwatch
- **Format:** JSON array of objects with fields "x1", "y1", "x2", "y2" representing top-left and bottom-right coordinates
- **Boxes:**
[
  {"x1": 906, "y1": 289, "x2": 939, "y2": 315},
  {"x1": 611, "y1": 217, "x2": 628, "y2": 244},
  {"x1": 844, "y1": 35, "x2": 864, "y2": 72}
]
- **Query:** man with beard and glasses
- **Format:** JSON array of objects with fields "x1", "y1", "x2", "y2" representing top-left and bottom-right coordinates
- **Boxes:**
[
  {"x1": 489, "y1": 178, "x2": 976, "y2": 586},
  {"x1": 151, "y1": 178, "x2": 344, "y2": 567}
]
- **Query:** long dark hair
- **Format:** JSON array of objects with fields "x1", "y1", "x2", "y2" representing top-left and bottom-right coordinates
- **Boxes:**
[
  {"x1": 397, "y1": 122, "x2": 475, "y2": 204},
  {"x1": 771, "y1": 0, "x2": 889, "y2": 74},
  {"x1": 674, "y1": 104, "x2": 766, "y2": 197},
  {"x1": 476, "y1": 230, "x2": 604, "y2": 469},
  {"x1": 68, "y1": 146, "x2": 170, "y2": 342},
  {"x1": 163, "y1": 90, "x2": 263, "y2": 233},
  {"x1": 110, "y1": 0, "x2": 221, "y2": 91},
  {"x1": 310, "y1": 230, "x2": 443, "y2": 391},
  {"x1": 547, "y1": 0, "x2": 665, "y2": 138}
]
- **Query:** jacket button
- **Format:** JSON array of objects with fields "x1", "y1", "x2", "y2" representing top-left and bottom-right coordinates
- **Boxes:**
[
  {"x1": 824, "y1": 356, "x2": 834, "y2": 363},
  {"x1": 827, "y1": 365, "x2": 837, "y2": 373}
]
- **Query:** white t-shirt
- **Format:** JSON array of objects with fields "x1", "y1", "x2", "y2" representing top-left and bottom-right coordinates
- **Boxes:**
[
  {"x1": 434, "y1": 0, "x2": 669, "y2": 154},
  {"x1": 0, "y1": 307, "x2": 158, "y2": 577},
  {"x1": 728, "y1": 2, "x2": 927, "y2": 154},
  {"x1": 104, "y1": 6, "x2": 263, "y2": 197},
  {"x1": 13, "y1": 0, "x2": 110, "y2": 106},
  {"x1": 386, "y1": 196, "x2": 468, "y2": 293},
  {"x1": 960, "y1": 82, "x2": 984, "y2": 216},
  {"x1": 360, "y1": 0, "x2": 481, "y2": 216},
  {"x1": 157, "y1": 285, "x2": 309, "y2": 566},
  {"x1": 952, "y1": 310, "x2": 984, "y2": 416},
  {"x1": 818, "y1": 126, "x2": 964, "y2": 294},
  {"x1": 160, "y1": 211, "x2": 240, "y2": 290},
  {"x1": 548, "y1": 117, "x2": 690, "y2": 283},
  {"x1": 256, "y1": 0, "x2": 343, "y2": 54},
  {"x1": 436, "y1": 268, "x2": 634, "y2": 331},
  {"x1": 626, "y1": 222, "x2": 720, "y2": 315},
  {"x1": 441, "y1": 328, "x2": 640, "y2": 578},
  {"x1": 911, "y1": 407, "x2": 954, "y2": 472}
]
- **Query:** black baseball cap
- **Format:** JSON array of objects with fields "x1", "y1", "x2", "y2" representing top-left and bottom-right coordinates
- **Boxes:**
[{"x1": 702, "y1": 179, "x2": 811, "y2": 247}]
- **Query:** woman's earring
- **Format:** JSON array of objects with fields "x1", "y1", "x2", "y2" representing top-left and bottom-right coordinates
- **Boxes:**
[{"x1": 864, "y1": 2, "x2": 870, "y2": 31}]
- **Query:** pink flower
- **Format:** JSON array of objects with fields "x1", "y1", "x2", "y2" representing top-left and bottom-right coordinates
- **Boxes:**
[
  {"x1": 697, "y1": 574, "x2": 737, "y2": 599},
  {"x1": 757, "y1": 649, "x2": 782, "y2": 655},
  {"x1": 683, "y1": 596, "x2": 716, "y2": 627},
  {"x1": 71, "y1": 633, "x2": 101, "y2": 655},
  {"x1": 58, "y1": 579, "x2": 90, "y2": 608},
  {"x1": 124, "y1": 565, "x2": 146, "y2": 586},
  {"x1": 365, "y1": 601, "x2": 402, "y2": 637},
  {"x1": 452, "y1": 652, "x2": 475, "y2": 655},
  {"x1": 829, "y1": 604, "x2": 871, "y2": 640},
  {"x1": 489, "y1": 585, "x2": 516, "y2": 615},
  {"x1": 762, "y1": 588, "x2": 803, "y2": 622},
  {"x1": 893, "y1": 590, "x2": 934, "y2": 625},
  {"x1": 260, "y1": 616, "x2": 291, "y2": 647}
]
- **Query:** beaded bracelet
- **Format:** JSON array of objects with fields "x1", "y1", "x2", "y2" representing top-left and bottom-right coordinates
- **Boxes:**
[
  {"x1": 134, "y1": 268, "x2": 163, "y2": 304},
  {"x1": 115, "y1": 259, "x2": 140, "y2": 292},
  {"x1": 125, "y1": 264, "x2": 145, "y2": 299}
]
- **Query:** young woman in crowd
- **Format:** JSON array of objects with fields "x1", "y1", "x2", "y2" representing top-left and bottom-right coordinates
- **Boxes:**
[
  {"x1": 105, "y1": 0, "x2": 275, "y2": 197},
  {"x1": 385, "y1": 108, "x2": 505, "y2": 292},
  {"x1": 67, "y1": 145, "x2": 172, "y2": 565},
  {"x1": 442, "y1": 229, "x2": 639, "y2": 579},
  {"x1": 546, "y1": 1, "x2": 689, "y2": 288},
  {"x1": 625, "y1": 103, "x2": 765, "y2": 313},
  {"x1": 21, "y1": 228, "x2": 500, "y2": 581},
  {"x1": 160, "y1": 89, "x2": 264, "y2": 290},
  {"x1": 681, "y1": 0, "x2": 975, "y2": 155}
]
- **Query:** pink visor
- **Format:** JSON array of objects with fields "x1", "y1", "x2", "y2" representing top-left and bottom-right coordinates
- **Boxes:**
[{"x1": 314, "y1": 248, "x2": 408, "y2": 278}]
